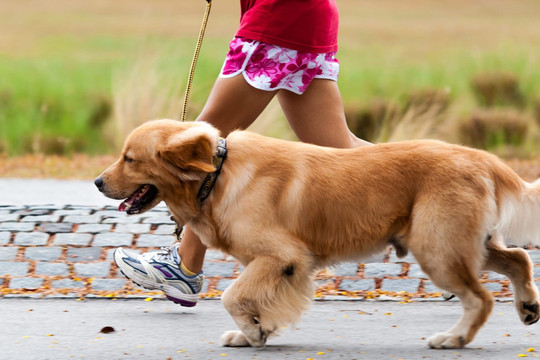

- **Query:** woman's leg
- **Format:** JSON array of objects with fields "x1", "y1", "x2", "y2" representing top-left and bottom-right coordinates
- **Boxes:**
[
  {"x1": 197, "y1": 75, "x2": 277, "y2": 135},
  {"x1": 277, "y1": 79, "x2": 371, "y2": 149},
  {"x1": 178, "y1": 75, "x2": 276, "y2": 273}
]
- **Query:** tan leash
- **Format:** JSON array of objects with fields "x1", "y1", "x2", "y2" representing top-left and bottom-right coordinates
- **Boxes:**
[
  {"x1": 180, "y1": 0, "x2": 213, "y2": 122},
  {"x1": 174, "y1": 0, "x2": 213, "y2": 239}
]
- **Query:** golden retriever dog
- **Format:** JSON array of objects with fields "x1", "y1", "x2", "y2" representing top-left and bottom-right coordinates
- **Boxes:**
[{"x1": 95, "y1": 119, "x2": 540, "y2": 349}]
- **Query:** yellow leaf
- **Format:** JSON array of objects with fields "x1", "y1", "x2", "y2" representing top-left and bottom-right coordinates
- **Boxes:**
[
  {"x1": 527, "y1": 348, "x2": 535, "y2": 352},
  {"x1": 518, "y1": 354, "x2": 527, "y2": 357},
  {"x1": 144, "y1": 297, "x2": 153, "y2": 302},
  {"x1": 384, "y1": 312, "x2": 394, "y2": 316},
  {"x1": 317, "y1": 351, "x2": 325, "y2": 355},
  {"x1": 220, "y1": 353, "x2": 227, "y2": 357}
]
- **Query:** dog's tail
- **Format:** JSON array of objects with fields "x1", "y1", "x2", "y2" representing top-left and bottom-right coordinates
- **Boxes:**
[{"x1": 496, "y1": 164, "x2": 540, "y2": 247}]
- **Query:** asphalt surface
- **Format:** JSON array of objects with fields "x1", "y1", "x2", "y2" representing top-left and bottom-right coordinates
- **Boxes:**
[
  {"x1": 0, "y1": 178, "x2": 119, "y2": 206},
  {"x1": 1, "y1": 299, "x2": 539, "y2": 360}
]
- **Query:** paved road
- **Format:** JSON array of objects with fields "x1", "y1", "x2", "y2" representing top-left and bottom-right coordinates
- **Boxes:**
[
  {"x1": 0, "y1": 178, "x2": 118, "y2": 206},
  {"x1": 1, "y1": 299, "x2": 539, "y2": 360}
]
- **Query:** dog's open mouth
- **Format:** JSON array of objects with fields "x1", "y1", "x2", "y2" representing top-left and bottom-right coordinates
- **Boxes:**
[{"x1": 118, "y1": 184, "x2": 158, "y2": 215}]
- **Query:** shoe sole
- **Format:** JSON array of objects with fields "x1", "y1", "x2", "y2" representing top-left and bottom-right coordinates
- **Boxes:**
[{"x1": 113, "y1": 249, "x2": 199, "y2": 307}]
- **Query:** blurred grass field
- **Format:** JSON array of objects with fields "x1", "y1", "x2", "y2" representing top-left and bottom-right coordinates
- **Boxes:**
[{"x1": 1, "y1": 0, "x2": 540, "y2": 161}]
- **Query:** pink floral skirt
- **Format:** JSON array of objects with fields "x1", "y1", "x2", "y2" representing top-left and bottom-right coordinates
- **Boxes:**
[{"x1": 219, "y1": 37, "x2": 340, "y2": 95}]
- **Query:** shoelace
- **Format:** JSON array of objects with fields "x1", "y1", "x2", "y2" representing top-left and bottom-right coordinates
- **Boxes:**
[{"x1": 141, "y1": 243, "x2": 180, "y2": 263}]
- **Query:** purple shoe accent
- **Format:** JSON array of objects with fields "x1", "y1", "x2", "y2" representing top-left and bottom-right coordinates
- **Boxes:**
[
  {"x1": 166, "y1": 295, "x2": 197, "y2": 307},
  {"x1": 155, "y1": 265, "x2": 173, "y2": 278}
]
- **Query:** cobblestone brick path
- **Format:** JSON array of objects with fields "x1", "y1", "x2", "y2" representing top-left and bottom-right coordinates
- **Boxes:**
[{"x1": 1, "y1": 204, "x2": 539, "y2": 301}]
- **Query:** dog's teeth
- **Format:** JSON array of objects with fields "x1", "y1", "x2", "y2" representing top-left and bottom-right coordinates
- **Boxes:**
[{"x1": 136, "y1": 185, "x2": 149, "y2": 200}]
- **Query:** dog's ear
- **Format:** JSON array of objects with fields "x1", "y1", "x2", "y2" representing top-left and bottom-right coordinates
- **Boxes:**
[{"x1": 159, "y1": 132, "x2": 216, "y2": 178}]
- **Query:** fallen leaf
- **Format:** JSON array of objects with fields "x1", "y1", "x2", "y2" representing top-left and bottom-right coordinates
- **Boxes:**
[{"x1": 100, "y1": 326, "x2": 115, "y2": 334}]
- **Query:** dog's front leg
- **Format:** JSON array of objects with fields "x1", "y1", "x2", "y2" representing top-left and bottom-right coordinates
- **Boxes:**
[
  {"x1": 219, "y1": 255, "x2": 313, "y2": 347},
  {"x1": 220, "y1": 277, "x2": 272, "y2": 348},
  {"x1": 220, "y1": 311, "x2": 267, "y2": 347}
]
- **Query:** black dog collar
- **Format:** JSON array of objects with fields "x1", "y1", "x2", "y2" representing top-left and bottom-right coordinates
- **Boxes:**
[{"x1": 197, "y1": 137, "x2": 227, "y2": 203}]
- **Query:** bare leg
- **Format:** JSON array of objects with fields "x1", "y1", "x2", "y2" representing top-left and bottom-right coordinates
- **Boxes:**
[
  {"x1": 277, "y1": 79, "x2": 371, "y2": 148},
  {"x1": 178, "y1": 75, "x2": 276, "y2": 272}
]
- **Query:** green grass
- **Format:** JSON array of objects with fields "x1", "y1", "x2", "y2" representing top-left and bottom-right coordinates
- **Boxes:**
[{"x1": 1, "y1": 0, "x2": 540, "y2": 155}]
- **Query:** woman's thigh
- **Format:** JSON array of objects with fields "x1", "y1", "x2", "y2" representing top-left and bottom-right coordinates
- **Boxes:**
[
  {"x1": 277, "y1": 79, "x2": 370, "y2": 148},
  {"x1": 196, "y1": 75, "x2": 276, "y2": 137}
]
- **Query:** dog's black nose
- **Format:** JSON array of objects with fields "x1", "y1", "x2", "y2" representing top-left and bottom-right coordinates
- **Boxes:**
[{"x1": 94, "y1": 177, "x2": 104, "y2": 191}]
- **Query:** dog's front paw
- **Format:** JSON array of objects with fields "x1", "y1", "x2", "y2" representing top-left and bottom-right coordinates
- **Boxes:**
[
  {"x1": 220, "y1": 331, "x2": 253, "y2": 347},
  {"x1": 428, "y1": 332, "x2": 466, "y2": 349},
  {"x1": 519, "y1": 300, "x2": 539, "y2": 325}
]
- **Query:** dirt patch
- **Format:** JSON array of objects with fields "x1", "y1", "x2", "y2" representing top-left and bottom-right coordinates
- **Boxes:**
[{"x1": 0, "y1": 154, "x2": 117, "y2": 180}]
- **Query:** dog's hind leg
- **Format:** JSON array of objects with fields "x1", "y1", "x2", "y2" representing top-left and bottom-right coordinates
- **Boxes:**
[
  {"x1": 422, "y1": 263, "x2": 493, "y2": 348},
  {"x1": 418, "y1": 253, "x2": 494, "y2": 349},
  {"x1": 483, "y1": 232, "x2": 540, "y2": 325},
  {"x1": 408, "y1": 212, "x2": 494, "y2": 349},
  {"x1": 220, "y1": 255, "x2": 314, "y2": 347}
]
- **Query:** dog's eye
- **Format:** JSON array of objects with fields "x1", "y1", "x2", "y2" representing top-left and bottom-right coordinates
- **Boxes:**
[{"x1": 123, "y1": 155, "x2": 134, "y2": 163}]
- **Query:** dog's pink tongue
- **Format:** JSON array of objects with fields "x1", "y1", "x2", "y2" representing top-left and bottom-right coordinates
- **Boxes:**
[
  {"x1": 118, "y1": 184, "x2": 150, "y2": 212},
  {"x1": 118, "y1": 194, "x2": 137, "y2": 212},
  {"x1": 118, "y1": 199, "x2": 132, "y2": 212}
]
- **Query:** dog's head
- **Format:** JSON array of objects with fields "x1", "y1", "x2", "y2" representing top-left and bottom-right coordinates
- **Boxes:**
[{"x1": 95, "y1": 119, "x2": 220, "y2": 215}]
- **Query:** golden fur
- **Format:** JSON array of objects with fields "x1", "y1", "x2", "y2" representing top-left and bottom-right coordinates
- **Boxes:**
[{"x1": 97, "y1": 119, "x2": 540, "y2": 349}]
